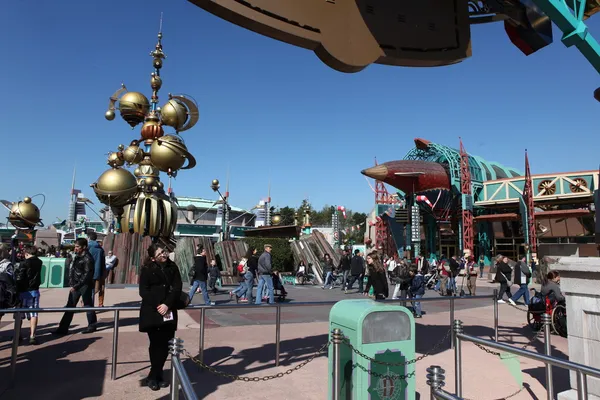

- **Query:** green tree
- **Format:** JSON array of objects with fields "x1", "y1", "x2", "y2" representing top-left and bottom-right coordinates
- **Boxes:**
[
  {"x1": 278, "y1": 206, "x2": 296, "y2": 225},
  {"x1": 242, "y1": 237, "x2": 295, "y2": 272}
]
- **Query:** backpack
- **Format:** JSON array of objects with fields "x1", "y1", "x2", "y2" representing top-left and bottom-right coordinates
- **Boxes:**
[
  {"x1": 0, "y1": 272, "x2": 18, "y2": 309},
  {"x1": 237, "y1": 259, "x2": 248, "y2": 274}
]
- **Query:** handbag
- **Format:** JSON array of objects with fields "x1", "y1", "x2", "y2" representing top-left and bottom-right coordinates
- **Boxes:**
[
  {"x1": 174, "y1": 290, "x2": 190, "y2": 310},
  {"x1": 500, "y1": 271, "x2": 513, "y2": 286}
]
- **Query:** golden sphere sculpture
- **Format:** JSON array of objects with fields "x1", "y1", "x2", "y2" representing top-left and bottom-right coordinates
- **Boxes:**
[
  {"x1": 118, "y1": 92, "x2": 150, "y2": 128},
  {"x1": 272, "y1": 214, "x2": 282, "y2": 226},
  {"x1": 105, "y1": 110, "x2": 116, "y2": 121},
  {"x1": 7, "y1": 197, "x2": 43, "y2": 229},
  {"x1": 149, "y1": 135, "x2": 196, "y2": 174},
  {"x1": 160, "y1": 98, "x2": 188, "y2": 131},
  {"x1": 107, "y1": 152, "x2": 125, "y2": 168},
  {"x1": 91, "y1": 167, "x2": 139, "y2": 208},
  {"x1": 122, "y1": 141, "x2": 144, "y2": 165},
  {"x1": 140, "y1": 119, "x2": 164, "y2": 141},
  {"x1": 211, "y1": 179, "x2": 220, "y2": 191}
]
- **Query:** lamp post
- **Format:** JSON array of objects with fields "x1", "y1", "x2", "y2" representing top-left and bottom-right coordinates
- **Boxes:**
[{"x1": 211, "y1": 179, "x2": 229, "y2": 241}]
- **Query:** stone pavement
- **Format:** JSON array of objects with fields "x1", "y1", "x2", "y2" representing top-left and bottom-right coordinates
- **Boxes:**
[{"x1": 0, "y1": 277, "x2": 568, "y2": 400}]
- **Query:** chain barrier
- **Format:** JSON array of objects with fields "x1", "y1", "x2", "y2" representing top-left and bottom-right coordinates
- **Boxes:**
[
  {"x1": 463, "y1": 385, "x2": 525, "y2": 400},
  {"x1": 183, "y1": 341, "x2": 330, "y2": 382},
  {"x1": 352, "y1": 363, "x2": 416, "y2": 381},
  {"x1": 342, "y1": 328, "x2": 452, "y2": 367},
  {"x1": 505, "y1": 302, "x2": 530, "y2": 313}
]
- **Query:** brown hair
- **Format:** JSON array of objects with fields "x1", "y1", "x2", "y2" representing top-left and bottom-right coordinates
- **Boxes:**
[
  {"x1": 367, "y1": 251, "x2": 385, "y2": 273},
  {"x1": 547, "y1": 271, "x2": 560, "y2": 280}
]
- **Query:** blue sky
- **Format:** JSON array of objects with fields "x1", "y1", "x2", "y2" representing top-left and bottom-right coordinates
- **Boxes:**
[{"x1": 1, "y1": 0, "x2": 599, "y2": 225}]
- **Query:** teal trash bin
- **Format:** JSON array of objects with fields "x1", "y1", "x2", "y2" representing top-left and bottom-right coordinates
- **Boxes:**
[
  {"x1": 329, "y1": 299, "x2": 416, "y2": 400},
  {"x1": 38, "y1": 257, "x2": 51, "y2": 289},
  {"x1": 47, "y1": 258, "x2": 67, "y2": 288}
]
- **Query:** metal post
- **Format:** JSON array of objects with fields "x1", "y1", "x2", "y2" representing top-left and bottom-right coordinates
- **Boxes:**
[
  {"x1": 275, "y1": 304, "x2": 281, "y2": 367},
  {"x1": 450, "y1": 297, "x2": 455, "y2": 349},
  {"x1": 453, "y1": 320, "x2": 463, "y2": 397},
  {"x1": 493, "y1": 289, "x2": 499, "y2": 342},
  {"x1": 199, "y1": 308, "x2": 205, "y2": 363},
  {"x1": 111, "y1": 310, "x2": 120, "y2": 380},
  {"x1": 332, "y1": 329, "x2": 343, "y2": 400},
  {"x1": 426, "y1": 365, "x2": 446, "y2": 400},
  {"x1": 169, "y1": 337, "x2": 183, "y2": 400},
  {"x1": 542, "y1": 313, "x2": 554, "y2": 400},
  {"x1": 577, "y1": 371, "x2": 588, "y2": 400},
  {"x1": 10, "y1": 311, "x2": 22, "y2": 387}
]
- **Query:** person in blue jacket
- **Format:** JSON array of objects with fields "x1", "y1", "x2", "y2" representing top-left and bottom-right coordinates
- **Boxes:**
[
  {"x1": 409, "y1": 267, "x2": 425, "y2": 318},
  {"x1": 87, "y1": 232, "x2": 106, "y2": 307}
]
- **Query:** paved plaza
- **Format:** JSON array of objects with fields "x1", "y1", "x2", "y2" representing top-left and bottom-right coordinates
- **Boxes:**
[{"x1": 0, "y1": 277, "x2": 569, "y2": 399}]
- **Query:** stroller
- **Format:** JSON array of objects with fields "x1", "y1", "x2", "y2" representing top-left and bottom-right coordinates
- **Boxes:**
[{"x1": 424, "y1": 265, "x2": 439, "y2": 290}]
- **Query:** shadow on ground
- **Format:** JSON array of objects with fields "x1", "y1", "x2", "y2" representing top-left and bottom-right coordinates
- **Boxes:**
[{"x1": 0, "y1": 337, "x2": 104, "y2": 399}]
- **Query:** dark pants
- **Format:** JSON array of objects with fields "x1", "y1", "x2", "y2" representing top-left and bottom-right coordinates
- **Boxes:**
[
  {"x1": 58, "y1": 285, "x2": 97, "y2": 331},
  {"x1": 345, "y1": 274, "x2": 363, "y2": 292},
  {"x1": 147, "y1": 326, "x2": 176, "y2": 381},
  {"x1": 497, "y1": 282, "x2": 512, "y2": 300}
]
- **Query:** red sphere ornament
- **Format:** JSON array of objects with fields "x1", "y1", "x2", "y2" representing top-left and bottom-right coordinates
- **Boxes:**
[{"x1": 140, "y1": 120, "x2": 164, "y2": 141}]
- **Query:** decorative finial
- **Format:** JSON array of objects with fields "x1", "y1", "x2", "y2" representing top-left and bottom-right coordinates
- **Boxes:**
[{"x1": 149, "y1": 13, "x2": 166, "y2": 110}]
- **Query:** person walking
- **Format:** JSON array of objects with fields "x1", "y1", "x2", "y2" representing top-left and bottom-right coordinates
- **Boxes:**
[
  {"x1": 53, "y1": 238, "x2": 97, "y2": 334},
  {"x1": 255, "y1": 244, "x2": 274, "y2": 304},
  {"x1": 87, "y1": 232, "x2": 106, "y2": 307},
  {"x1": 15, "y1": 245, "x2": 42, "y2": 344},
  {"x1": 466, "y1": 256, "x2": 478, "y2": 296},
  {"x1": 338, "y1": 249, "x2": 352, "y2": 290},
  {"x1": 494, "y1": 256, "x2": 513, "y2": 303},
  {"x1": 478, "y1": 255, "x2": 485, "y2": 278},
  {"x1": 363, "y1": 252, "x2": 389, "y2": 300},
  {"x1": 408, "y1": 267, "x2": 425, "y2": 318},
  {"x1": 188, "y1": 247, "x2": 214, "y2": 306},
  {"x1": 508, "y1": 256, "x2": 532, "y2": 305},
  {"x1": 139, "y1": 244, "x2": 183, "y2": 391},
  {"x1": 345, "y1": 249, "x2": 365, "y2": 294}
]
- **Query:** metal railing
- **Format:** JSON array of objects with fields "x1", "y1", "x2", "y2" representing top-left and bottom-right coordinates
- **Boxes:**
[
  {"x1": 451, "y1": 316, "x2": 600, "y2": 400},
  {"x1": 169, "y1": 338, "x2": 198, "y2": 400},
  {"x1": 1, "y1": 291, "x2": 498, "y2": 388}
]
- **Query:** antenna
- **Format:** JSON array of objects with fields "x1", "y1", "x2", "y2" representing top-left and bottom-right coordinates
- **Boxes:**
[{"x1": 159, "y1": 12, "x2": 163, "y2": 33}]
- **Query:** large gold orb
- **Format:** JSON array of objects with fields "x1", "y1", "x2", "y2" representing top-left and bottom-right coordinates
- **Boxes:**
[
  {"x1": 123, "y1": 143, "x2": 144, "y2": 164},
  {"x1": 161, "y1": 99, "x2": 188, "y2": 130},
  {"x1": 119, "y1": 192, "x2": 177, "y2": 237},
  {"x1": 8, "y1": 197, "x2": 41, "y2": 229},
  {"x1": 92, "y1": 167, "x2": 139, "y2": 207},
  {"x1": 150, "y1": 135, "x2": 195, "y2": 173},
  {"x1": 272, "y1": 214, "x2": 282, "y2": 226},
  {"x1": 118, "y1": 92, "x2": 150, "y2": 128}
]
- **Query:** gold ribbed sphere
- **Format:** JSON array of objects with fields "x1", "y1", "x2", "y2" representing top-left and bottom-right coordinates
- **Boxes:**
[
  {"x1": 160, "y1": 99, "x2": 188, "y2": 130},
  {"x1": 118, "y1": 92, "x2": 150, "y2": 128},
  {"x1": 272, "y1": 214, "x2": 282, "y2": 225},
  {"x1": 140, "y1": 119, "x2": 164, "y2": 141},
  {"x1": 8, "y1": 197, "x2": 41, "y2": 229},
  {"x1": 123, "y1": 143, "x2": 144, "y2": 165},
  {"x1": 149, "y1": 135, "x2": 194, "y2": 173},
  {"x1": 92, "y1": 167, "x2": 139, "y2": 207}
]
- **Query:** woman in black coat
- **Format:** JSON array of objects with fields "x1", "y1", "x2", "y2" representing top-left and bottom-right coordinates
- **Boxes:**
[
  {"x1": 139, "y1": 244, "x2": 183, "y2": 391},
  {"x1": 363, "y1": 252, "x2": 389, "y2": 300},
  {"x1": 494, "y1": 256, "x2": 513, "y2": 303}
]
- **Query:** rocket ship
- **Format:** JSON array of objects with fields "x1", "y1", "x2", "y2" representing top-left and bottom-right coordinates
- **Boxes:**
[{"x1": 362, "y1": 138, "x2": 522, "y2": 195}]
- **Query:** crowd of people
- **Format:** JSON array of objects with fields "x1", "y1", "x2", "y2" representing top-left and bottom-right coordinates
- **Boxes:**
[{"x1": 0, "y1": 232, "x2": 119, "y2": 344}]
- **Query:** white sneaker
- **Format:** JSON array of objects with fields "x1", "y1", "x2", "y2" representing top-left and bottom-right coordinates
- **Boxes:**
[
  {"x1": 497, "y1": 300, "x2": 505, "y2": 304},
  {"x1": 508, "y1": 299, "x2": 516, "y2": 306}
]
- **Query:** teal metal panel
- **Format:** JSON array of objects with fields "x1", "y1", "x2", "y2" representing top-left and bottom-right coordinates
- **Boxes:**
[
  {"x1": 38, "y1": 257, "x2": 51, "y2": 289},
  {"x1": 484, "y1": 183, "x2": 503, "y2": 201},
  {"x1": 47, "y1": 258, "x2": 67, "y2": 288},
  {"x1": 508, "y1": 185, "x2": 523, "y2": 199}
]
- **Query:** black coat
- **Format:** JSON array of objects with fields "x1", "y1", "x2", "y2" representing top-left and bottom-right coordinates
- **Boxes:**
[
  {"x1": 139, "y1": 260, "x2": 183, "y2": 333},
  {"x1": 69, "y1": 252, "x2": 95, "y2": 290},
  {"x1": 338, "y1": 254, "x2": 351, "y2": 271},
  {"x1": 350, "y1": 255, "x2": 365, "y2": 276},
  {"x1": 247, "y1": 255, "x2": 258, "y2": 276},
  {"x1": 494, "y1": 262, "x2": 512, "y2": 283},
  {"x1": 365, "y1": 269, "x2": 389, "y2": 298},
  {"x1": 512, "y1": 261, "x2": 531, "y2": 286},
  {"x1": 192, "y1": 255, "x2": 208, "y2": 282},
  {"x1": 15, "y1": 256, "x2": 42, "y2": 292}
]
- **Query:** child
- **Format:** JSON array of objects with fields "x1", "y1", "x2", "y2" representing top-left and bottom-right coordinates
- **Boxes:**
[
  {"x1": 207, "y1": 260, "x2": 221, "y2": 295},
  {"x1": 408, "y1": 267, "x2": 425, "y2": 318}
]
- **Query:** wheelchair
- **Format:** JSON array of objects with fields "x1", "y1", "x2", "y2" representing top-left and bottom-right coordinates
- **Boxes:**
[{"x1": 527, "y1": 289, "x2": 567, "y2": 338}]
